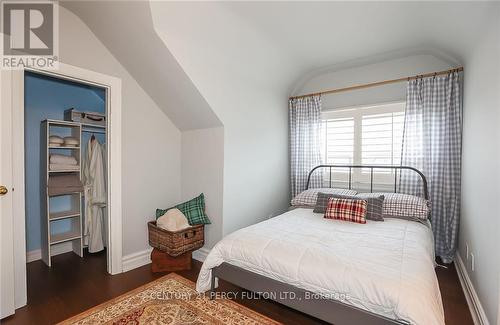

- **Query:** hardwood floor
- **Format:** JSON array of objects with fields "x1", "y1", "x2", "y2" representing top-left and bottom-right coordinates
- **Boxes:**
[{"x1": 3, "y1": 250, "x2": 473, "y2": 325}]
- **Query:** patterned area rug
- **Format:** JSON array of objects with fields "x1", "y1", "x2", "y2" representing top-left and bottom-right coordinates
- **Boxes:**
[{"x1": 58, "y1": 273, "x2": 280, "y2": 324}]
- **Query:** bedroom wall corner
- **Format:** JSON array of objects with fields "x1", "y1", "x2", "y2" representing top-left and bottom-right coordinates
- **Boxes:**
[
  {"x1": 58, "y1": 6, "x2": 182, "y2": 258},
  {"x1": 150, "y1": 2, "x2": 293, "y2": 238},
  {"x1": 181, "y1": 127, "x2": 224, "y2": 250}
]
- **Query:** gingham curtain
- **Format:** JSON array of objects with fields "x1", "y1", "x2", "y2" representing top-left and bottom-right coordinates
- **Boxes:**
[
  {"x1": 289, "y1": 95, "x2": 323, "y2": 198},
  {"x1": 400, "y1": 72, "x2": 462, "y2": 263}
]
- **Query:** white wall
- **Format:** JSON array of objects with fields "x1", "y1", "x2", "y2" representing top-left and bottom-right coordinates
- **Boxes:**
[
  {"x1": 58, "y1": 7, "x2": 181, "y2": 256},
  {"x1": 221, "y1": 91, "x2": 290, "y2": 235},
  {"x1": 181, "y1": 127, "x2": 224, "y2": 249},
  {"x1": 459, "y1": 16, "x2": 500, "y2": 324},
  {"x1": 151, "y1": 2, "x2": 293, "y2": 236},
  {"x1": 295, "y1": 54, "x2": 455, "y2": 109}
]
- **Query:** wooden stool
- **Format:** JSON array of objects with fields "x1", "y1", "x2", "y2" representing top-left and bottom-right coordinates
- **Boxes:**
[{"x1": 151, "y1": 248, "x2": 192, "y2": 273}]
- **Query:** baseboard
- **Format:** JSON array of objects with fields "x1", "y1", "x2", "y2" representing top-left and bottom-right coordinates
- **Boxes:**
[
  {"x1": 122, "y1": 248, "x2": 153, "y2": 272},
  {"x1": 192, "y1": 247, "x2": 210, "y2": 262},
  {"x1": 26, "y1": 242, "x2": 74, "y2": 263},
  {"x1": 455, "y1": 253, "x2": 490, "y2": 325}
]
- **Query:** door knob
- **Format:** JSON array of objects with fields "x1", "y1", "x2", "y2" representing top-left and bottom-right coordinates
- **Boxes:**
[{"x1": 0, "y1": 186, "x2": 8, "y2": 196}]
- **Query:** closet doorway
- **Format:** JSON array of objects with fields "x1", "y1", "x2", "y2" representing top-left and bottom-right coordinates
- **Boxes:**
[
  {"x1": 25, "y1": 71, "x2": 109, "y2": 268},
  {"x1": 6, "y1": 63, "x2": 122, "y2": 311}
]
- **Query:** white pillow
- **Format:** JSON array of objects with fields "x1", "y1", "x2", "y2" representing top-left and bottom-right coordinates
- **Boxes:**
[
  {"x1": 156, "y1": 208, "x2": 190, "y2": 232},
  {"x1": 291, "y1": 188, "x2": 358, "y2": 207}
]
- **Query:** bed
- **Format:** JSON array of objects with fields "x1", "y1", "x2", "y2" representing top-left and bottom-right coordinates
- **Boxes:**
[{"x1": 196, "y1": 165, "x2": 445, "y2": 325}]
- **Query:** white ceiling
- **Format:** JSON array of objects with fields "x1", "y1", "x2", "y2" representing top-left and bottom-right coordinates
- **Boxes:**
[
  {"x1": 63, "y1": 1, "x2": 500, "y2": 129},
  {"x1": 216, "y1": 1, "x2": 498, "y2": 88}
]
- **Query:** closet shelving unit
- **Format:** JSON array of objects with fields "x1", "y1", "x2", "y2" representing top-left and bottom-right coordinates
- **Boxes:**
[{"x1": 41, "y1": 120, "x2": 83, "y2": 267}]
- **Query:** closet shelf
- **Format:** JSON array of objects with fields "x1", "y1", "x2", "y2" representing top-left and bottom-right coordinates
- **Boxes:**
[
  {"x1": 42, "y1": 116, "x2": 87, "y2": 266},
  {"x1": 81, "y1": 123, "x2": 105, "y2": 129},
  {"x1": 45, "y1": 119, "x2": 80, "y2": 128},
  {"x1": 49, "y1": 146, "x2": 80, "y2": 149},
  {"x1": 48, "y1": 191, "x2": 81, "y2": 198},
  {"x1": 49, "y1": 210, "x2": 80, "y2": 221},
  {"x1": 50, "y1": 231, "x2": 81, "y2": 245},
  {"x1": 49, "y1": 169, "x2": 80, "y2": 173}
]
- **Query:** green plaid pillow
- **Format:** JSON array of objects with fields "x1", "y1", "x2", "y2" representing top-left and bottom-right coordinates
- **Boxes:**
[{"x1": 156, "y1": 193, "x2": 211, "y2": 225}]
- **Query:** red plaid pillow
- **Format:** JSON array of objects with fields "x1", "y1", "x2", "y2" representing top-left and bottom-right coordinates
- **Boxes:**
[{"x1": 324, "y1": 198, "x2": 367, "y2": 224}]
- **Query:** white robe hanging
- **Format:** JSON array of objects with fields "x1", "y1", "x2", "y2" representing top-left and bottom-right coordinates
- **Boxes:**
[{"x1": 83, "y1": 138, "x2": 106, "y2": 253}]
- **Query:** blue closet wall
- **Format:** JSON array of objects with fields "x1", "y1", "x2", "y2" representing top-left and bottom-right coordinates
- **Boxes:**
[{"x1": 24, "y1": 72, "x2": 105, "y2": 252}]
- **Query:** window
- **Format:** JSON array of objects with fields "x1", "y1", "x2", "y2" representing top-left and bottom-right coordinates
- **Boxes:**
[
  {"x1": 321, "y1": 117, "x2": 354, "y2": 165},
  {"x1": 320, "y1": 102, "x2": 405, "y2": 187},
  {"x1": 361, "y1": 110, "x2": 404, "y2": 167}
]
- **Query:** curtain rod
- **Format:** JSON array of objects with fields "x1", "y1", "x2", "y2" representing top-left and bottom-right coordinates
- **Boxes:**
[{"x1": 289, "y1": 66, "x2": 463, "y2": 100}]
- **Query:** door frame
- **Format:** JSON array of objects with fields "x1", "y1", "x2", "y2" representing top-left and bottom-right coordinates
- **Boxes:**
[
  {"x1": 1, "y1": 67, "x2": 16, "y2": 318},
  {"x1": 9, "y1": 62, "x2": 123, "y2": 309}
]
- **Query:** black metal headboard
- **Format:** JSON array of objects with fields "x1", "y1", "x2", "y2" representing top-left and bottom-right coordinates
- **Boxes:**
[{"x1": 306, "y1": 165, "x2": 429, "y2": 200}]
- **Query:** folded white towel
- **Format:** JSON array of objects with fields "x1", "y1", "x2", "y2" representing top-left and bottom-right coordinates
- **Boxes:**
[
  {"x1": 49, "y1": 136, "x2": 64, "y2": 144},
  {"x1": 50, "y1": 154, "x2": 78, "y2": 165},
  {"x1": 50, "y1": 164, "x2": 80, "y2": 171},
  {"x1": 63, "y1": 137, "x2": 79, "y2": 146}
]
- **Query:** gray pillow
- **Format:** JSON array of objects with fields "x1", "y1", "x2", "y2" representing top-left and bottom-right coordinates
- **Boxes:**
[{"x1": 314, "y1": 193, "x2": 385, "y2": 221}]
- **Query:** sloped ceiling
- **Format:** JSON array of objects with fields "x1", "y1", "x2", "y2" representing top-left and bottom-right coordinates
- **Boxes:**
[
  {"x1": 61, "y1": 1, "x2": 221, "y2": 131},
  {"x1": 149, "y1": 1, "x2": 300, "y2": 122},
  {"x1": 169, "y1": 1, "x2": 496, "y2": 95},
  {"x1": 63, "y1": 1, "x2": 499, "y2": 125},
  {"x1": 215, "y1": 2, "x2": 495, "y2": 67}
]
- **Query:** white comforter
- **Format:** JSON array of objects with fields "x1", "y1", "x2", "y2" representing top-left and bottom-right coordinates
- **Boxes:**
[{"x1": 196, "y1": 208, "x2": 445, "y2": 325}]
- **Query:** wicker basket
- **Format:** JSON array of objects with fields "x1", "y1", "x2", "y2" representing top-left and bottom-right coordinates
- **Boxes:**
[{"x1": 148, "y1": 221, "x2": 204, "y2": 257}]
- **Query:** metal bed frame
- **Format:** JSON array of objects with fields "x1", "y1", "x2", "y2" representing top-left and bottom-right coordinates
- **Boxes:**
[
  {"x1": 306, "y1": 164, "x2": 429, "y2": 200},
  {"x1": 210, "y1": 165, "x2": 429, "y2": 325}
]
